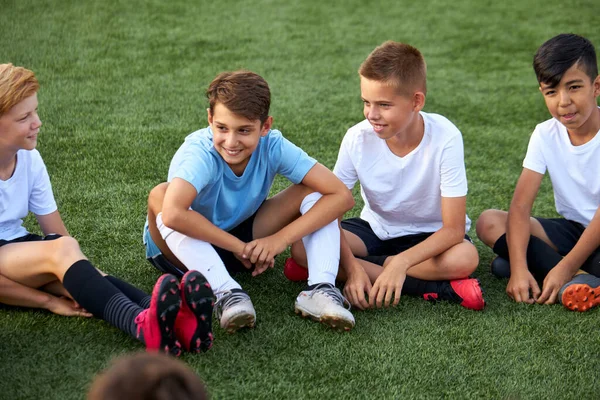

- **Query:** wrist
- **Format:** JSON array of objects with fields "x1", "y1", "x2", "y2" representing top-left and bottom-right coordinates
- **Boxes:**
[{"x1": 386, "y1": 255, "x2": 410, "y2": 272}]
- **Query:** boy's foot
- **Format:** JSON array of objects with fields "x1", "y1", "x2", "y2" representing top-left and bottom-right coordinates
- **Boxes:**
[
  {"x1": 490, "y1": 257, "x2": 511, "y2": 278},
  {"x1": 294, "y1": 283, "x2": 355, "y2": 331},
  {"x1": 214, "y1": 289, "x2": 256, "y2": 333},
  {"x1": 423, "y1": 278, "x2": 486, "y2": 311},
  {"x1": 559, "y1": 274, "x2": 600, "y2": 312},
  {"x1": 175, "y1": 270, "x2": 215, "y2": 353},
  {"x1": 135, "y1": 273, "x2": 182, "y2": 356},
  {"x1": 284, "y1": 257, "x2": 309, "y2": 281}
]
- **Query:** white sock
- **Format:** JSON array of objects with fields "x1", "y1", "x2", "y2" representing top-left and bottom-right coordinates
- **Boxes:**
[
  {"x1": 156, "y1": 213, "x2": 241, "y2": 294},
  {"x1": 299, "y1": 192, "x2": 340, "y2": 286}
]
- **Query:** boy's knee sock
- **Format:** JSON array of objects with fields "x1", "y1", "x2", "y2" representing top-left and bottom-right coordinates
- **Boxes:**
[
  {"x1": 493, "y1": 234, "x2": 562, "y2": 280},
  {"x1": 105, "y1": 275, "x2": 151, "y2": 308},
  {"x1": 63, "y1": 260, "x2": 143, "y2": 340},
  {"x1": 300, "y1": 192, "x2": 339, "y2": 286},
  {"x1": 157, "y1": 213, "x2": 241, "y2": 294},
  {"x1": 582, "y1": 251, "x2": 600, "y2": 277},
  {"x1": 401, "y1": 276, "x2": 442, "y2": 297}
]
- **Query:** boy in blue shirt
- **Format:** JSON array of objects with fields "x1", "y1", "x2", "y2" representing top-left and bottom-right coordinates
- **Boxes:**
[
  {"x1": 477, "y1": 34, "x2": 600, "y2": 310},
  {"x1": 144, "y1": 70, "x2": 356, "y2": 333}
]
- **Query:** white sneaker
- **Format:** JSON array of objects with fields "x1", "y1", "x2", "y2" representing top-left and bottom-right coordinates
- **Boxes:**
[
  {"x1": 214, "y1": 289, "x2": 256, "y2": 333},
  {"x1": 294, "y1": 283, "x2": 355, "y2": 331}
]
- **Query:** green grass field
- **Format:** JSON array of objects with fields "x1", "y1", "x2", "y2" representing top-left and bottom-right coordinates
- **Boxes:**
[{"x1": 1, "y1": 0, "x2": 600, "y2": 398}]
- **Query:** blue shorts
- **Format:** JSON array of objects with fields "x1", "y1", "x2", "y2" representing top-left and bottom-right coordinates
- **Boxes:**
[
  {"x1": 341, "y1": 217, "x2": 472, "y2": 266},
  {"x1": 144, "y1": 213, "x2": 257, "y2": 278},
  {"x1": 0, "y1": 233, "x2": 62, "y2": 248}
]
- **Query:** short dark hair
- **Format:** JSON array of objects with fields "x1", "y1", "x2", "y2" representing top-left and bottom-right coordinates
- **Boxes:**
[
  {"x1": 206, "y1": 70, "x2": 271, "y2": 124},
  {"x1": 359, "y1": 41, "x2": 427, "y2": 95},
  {"x1": 533, "y1": 33, "x2": 598, "y2": 87}
]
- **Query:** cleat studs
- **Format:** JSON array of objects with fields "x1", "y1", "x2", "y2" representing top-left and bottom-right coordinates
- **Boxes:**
[
  {"x1": 200, "y1": 315, "x2": 206, "y2": 321},
  {"x1": 195, "y1": 284, "x2": 200, "y2": 292},
  {"x1": 161, "y1": 294, "x2": 167, "y2": 301},
  {"x1": 205, "y1": 283, "x2": 211, "y2": 288},
  {"x1": 170, "y1": 288, "x2": 177, "y2": 294},
  {"x1": 187, "y1": 285, "x2": 192, "y2": 294}
]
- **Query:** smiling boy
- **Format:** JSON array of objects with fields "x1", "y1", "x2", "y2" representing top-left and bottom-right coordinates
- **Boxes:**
[
  {"x1": 476, "y1": 34, "x2": 600, "y2": 310},
  {"x1": 287, "y1": 41, "x2": 485, "y2": 311},
  {"x1": 144, "y1": 70, "x2": 356, "y2": 333}
]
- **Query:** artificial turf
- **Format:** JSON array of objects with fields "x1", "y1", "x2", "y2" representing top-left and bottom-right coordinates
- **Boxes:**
[{"x1": 1, "y1": 0, "x2": 599, "y2": 398}]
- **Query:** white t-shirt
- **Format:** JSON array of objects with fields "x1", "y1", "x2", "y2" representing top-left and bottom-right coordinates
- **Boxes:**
[
  {"x1": 334, "y1": 112, "x2": 470, "y2": 240},
  {"x1": 523, "y1": 112, "x2": 600, "y2": 227},
  {"x1": 0, "y1": 149, "x2": 57, "y2": 240}
]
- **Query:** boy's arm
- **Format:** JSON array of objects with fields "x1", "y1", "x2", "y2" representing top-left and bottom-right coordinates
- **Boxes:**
[
  {"x1": 537, "y1": 206, "x2": 600, "y2": 304},
  {"x1": 0, "y1": 275, "x2": 91, "y2": 317},
  {"x1": 245, "y1": 163, "x2": 355, "y2": 275},
  {"x1": 161, "y1": 178, "x2": 249, "y2": 262},
  {"x1": 369, "y1": 195, "x2": 467, "y2": 308},
  {"x1": 36, "y1": 211, "x2": 69, "y2": 236},
  {"x1": 506, "y1": 168, "x2": 544, "y2": 303},
  {"x1": 340, "y1": 222, "x2": 372, "y2": 310}
]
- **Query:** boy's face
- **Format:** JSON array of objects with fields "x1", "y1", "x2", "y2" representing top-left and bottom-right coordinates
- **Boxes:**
[
  {"x1": 539, "y1": 63, "x2": 600, "y2": 133},
  {"x1": 0, "y1": 93, "x2": 41, "y2": 153},
  {"x1": 208, "y1": 102, "x2": 271, "y2": 175},
  {"x1": 360, "y1": 76, "x2": 423, "y2": 141}
]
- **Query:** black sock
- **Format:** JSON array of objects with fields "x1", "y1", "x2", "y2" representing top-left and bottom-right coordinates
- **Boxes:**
[
  {"x1": 401, "y1": 276, "x2": 441, "y2": 297},
  {"x1": 105, "y1": 276, "x2": 151, "y2": 308},
  {"x1": 493, "y1": 234, "x2": 562, "y2": 280},
  {"x1": 63, "y1": 260, "x2": 144, "y2": 341}
]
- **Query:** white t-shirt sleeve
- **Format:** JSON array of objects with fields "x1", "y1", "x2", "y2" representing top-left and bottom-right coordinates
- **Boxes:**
[
  {"x1": 29, "y1": 154, "x2": 57, "y2": 216},
  {"x1": 333, "y1": 133, "x2": 358, "y2": 190},
  {"x1": 439, "y1": 133, "x2": 468, "y2": 197},
  {"x1": 522, "y1": 126, "x2": 547, "y2": 174}
]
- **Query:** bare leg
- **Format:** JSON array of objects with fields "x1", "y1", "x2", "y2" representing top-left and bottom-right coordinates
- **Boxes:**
[
  {"x1": 476, "y1": 209, "x2": 556, "y2": 250},
  {"x1": 0, "y1": 236, "x2": 87, "y2": 286}
]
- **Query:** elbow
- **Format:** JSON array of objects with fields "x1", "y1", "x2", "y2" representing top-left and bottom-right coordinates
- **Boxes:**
[
  {"x1": 341, "y1": 188, "x2": 355, "y2": 213},
  {"x1": 161, "y1": 208, "x2": 183, "y2": 230}
]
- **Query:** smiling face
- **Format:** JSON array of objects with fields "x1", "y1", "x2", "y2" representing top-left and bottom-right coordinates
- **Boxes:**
[
  {"x1": 208, "y1": 102, "x2": 272, "y2": 175},
  {"x1": 360, "y1": 76, "x2": 424, "y2": 142},
  {"x1": 540, "y1": 63, "x2": 600, "y2": 136},
  {"x1": 0, "y1": 93, "x2": 41, "y2": 154}
]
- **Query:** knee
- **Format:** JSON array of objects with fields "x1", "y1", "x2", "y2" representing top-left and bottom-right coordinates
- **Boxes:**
[
  {"x1": 148, "y1": 182, "x2": 169, "y2": 213},
  {"x1": 50, "y1": 236, "x2": 85, "y2": 266},
  {"x1": 290, "y1": 241, "x2": 307, "y2": 266},
  {"x1": 445, "y1": 243, "x2": 479, "y2": 278},
  {"x1": 475, "y1": 209, "x2": 506, "y2": 247}
]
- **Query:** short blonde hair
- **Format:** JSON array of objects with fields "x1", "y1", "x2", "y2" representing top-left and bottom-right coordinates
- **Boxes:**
[
  {"x1": 0, "y1": 63, "x2": 39, "y2": 117},
  {"x1": 359, "y1": 41, "x2": 427, "y2": 95}
]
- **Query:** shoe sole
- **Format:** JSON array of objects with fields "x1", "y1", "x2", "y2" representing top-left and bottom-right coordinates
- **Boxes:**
[
  {"x1": 181, "y1": 272, "x2": 215, "y2": 353},
  {"x1": 222, "y1": 312, "x2": 256, "y2": 334},
  {"x1": 294, "y1": 306, "x2": 354, "y2": 331},
  {"x1": 153, "y1": 275, "x2": 183, "y2": 356},
  {"x1": 561, "y1": 283, "x2": 600, "y2": 312}
]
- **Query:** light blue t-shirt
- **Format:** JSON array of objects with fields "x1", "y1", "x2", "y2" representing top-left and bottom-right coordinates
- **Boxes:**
[{"x1": 168, "y1": 127, "x2": 317, "y2": 231}]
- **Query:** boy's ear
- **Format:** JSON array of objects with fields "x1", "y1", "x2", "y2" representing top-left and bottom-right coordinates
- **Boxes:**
[
  {"x1": 413, "y1": 91, "x2": 426, "y2": 112},
  {"x1": 207, "y1": 108, "x2": 213, "y2": 124},
  {"x1": 260, "y1": 116, "x2": 273, "y2": 136},
  {"x1": 593, "y1": 75, "x2": 600, "y2": 97}
]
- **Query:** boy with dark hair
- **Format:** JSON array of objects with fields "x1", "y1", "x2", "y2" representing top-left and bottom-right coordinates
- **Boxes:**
[
  {"x1": 286, "y1": 41, "x2": 485, "y2": 310},
  {"x1": 476, "y1": 33, "x2": 600, "y2": 310},
  {"x1": 144, "y1": 70, "x2": 357, "y2": 332}
]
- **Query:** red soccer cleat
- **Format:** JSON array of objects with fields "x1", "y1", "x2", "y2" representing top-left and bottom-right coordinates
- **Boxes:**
[{"x1": 284, "y1": 257, "x2": 309, "y2": 282}]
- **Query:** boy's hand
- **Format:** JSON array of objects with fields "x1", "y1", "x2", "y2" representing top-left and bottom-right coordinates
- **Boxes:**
[
  {"x1": 47, "y1": 296, "x2": 93, "y2": 317},
  {"x1": 506, "y1": 269, "x2": 541, "y2": 304},
  {"x1": 343, "y1": 262, "x2": 372, "y2": 310},
  {"x1": 537, "y1": 264, "x2": 574, "y2": 305},
  {"x1": 243, "y1": 235, "x2": 289, "y2": 277},
  {"x1": 369, "y1": 257, "x2": 408, "y2": 308}
]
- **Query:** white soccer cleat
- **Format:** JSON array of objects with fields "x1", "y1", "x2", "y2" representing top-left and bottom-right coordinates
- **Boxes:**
[
  {"x1": 294, "y1": 283, "x2": 355, "y2": 331},
  {"x1": 215, "y1": 289, "x2": 256, "y2": 333}
]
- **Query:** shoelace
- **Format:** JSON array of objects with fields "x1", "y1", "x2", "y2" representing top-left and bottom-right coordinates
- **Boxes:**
[
  {"x1": 310, "y1": 283, "x2": 352, "y2": 310},
  {"x1": 134, "y1": 310, "x2": 147, "y2": 338},
  {"x1": 213, "y1": 290, "x2": 250, "y2": 319}
]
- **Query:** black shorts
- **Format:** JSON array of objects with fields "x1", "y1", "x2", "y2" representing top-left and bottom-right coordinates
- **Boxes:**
[
  {"x1": 0, "y1": 233, "x2": 62, "y2": 248},
  {"x1": 535, "y1": 217, "x2": 592, "y2": 256},
  {"x1": 147, "y1": 213, "x2": 257, "y2": 278},
  {"x1": 341, "y1": 217, "x2": 472, "y2": 266}
]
